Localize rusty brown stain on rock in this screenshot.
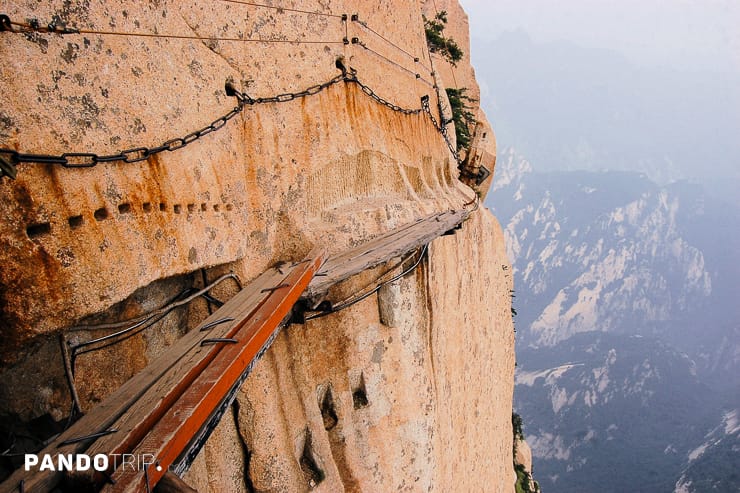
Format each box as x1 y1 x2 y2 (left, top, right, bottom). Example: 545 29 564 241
0 1 512 490
6 191 33 232
188 246 198 264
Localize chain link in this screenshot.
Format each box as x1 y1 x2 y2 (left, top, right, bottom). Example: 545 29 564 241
0 82 248 175
345 72 422 116
421 95 460 163
244 72 346 105
1 67 463 178
1 11 466 177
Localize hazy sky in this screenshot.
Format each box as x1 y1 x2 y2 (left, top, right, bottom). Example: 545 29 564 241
459 0 740 74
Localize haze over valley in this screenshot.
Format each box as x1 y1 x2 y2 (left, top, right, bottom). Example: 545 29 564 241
463 0 740 490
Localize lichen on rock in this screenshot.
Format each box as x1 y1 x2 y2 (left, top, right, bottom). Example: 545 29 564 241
0 1 513 490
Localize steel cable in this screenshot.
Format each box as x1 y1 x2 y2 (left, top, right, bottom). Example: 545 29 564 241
352 37 434 87
304 244 428 321
2 17 344 44
219 0 345 18
351 15 432 74
66 273 241 332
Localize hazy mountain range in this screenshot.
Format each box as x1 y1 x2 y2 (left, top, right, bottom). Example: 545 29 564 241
487 150 739 492
473 27 738 491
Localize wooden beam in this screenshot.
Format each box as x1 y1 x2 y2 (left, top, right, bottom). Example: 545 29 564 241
153 472 197 493
66 267 289 488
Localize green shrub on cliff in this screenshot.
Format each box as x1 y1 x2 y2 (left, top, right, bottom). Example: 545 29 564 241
512 412 525 442
424 11 464 66
445 87 477 152
513 413 540 493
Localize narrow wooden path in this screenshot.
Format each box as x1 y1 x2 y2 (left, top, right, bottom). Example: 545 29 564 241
0 202 475 492
0 250 324 493
305 207 470 301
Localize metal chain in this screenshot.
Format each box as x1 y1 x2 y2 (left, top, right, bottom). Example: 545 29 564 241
1 11 464 176
0 82 246 174
344 69 422 115
421 95 460 163
0 76 353 175
1 70 460 178
243 72 346 105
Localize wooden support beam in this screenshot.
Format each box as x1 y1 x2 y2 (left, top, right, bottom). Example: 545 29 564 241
65 267 290 488
153 472 197 493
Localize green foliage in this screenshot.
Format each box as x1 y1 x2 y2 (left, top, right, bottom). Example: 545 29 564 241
513 413 539 493
515 463 539 493
515 468 526 493
423 11 464 66
445 87 477 152
423 11 475 154
512 412 524 442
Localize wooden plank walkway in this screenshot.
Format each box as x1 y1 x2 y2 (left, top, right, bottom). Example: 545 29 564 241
304 208 470 301
0 201 475 492
103 249 324 492
0 251 324 493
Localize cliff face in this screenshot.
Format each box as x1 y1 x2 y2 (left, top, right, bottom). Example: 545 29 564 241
0 1 513 490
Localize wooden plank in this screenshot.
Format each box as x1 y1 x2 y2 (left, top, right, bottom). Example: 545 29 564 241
320 214 437 267
313 210 458 276
305 209 468 300
0 267 286 493
103 248 325 493
65 266 289 487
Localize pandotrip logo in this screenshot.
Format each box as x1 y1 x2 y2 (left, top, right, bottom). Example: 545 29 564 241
24 453 159 472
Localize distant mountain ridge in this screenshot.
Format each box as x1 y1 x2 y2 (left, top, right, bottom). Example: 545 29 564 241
675 405 740 492
516 332 720 493
487 149 740 492
491 149 739 382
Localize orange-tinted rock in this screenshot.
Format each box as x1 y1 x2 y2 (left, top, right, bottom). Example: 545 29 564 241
0 1 515 490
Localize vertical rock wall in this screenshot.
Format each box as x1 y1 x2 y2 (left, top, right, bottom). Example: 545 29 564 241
184 210 514 492
0 1 515 490
426 211 515 492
